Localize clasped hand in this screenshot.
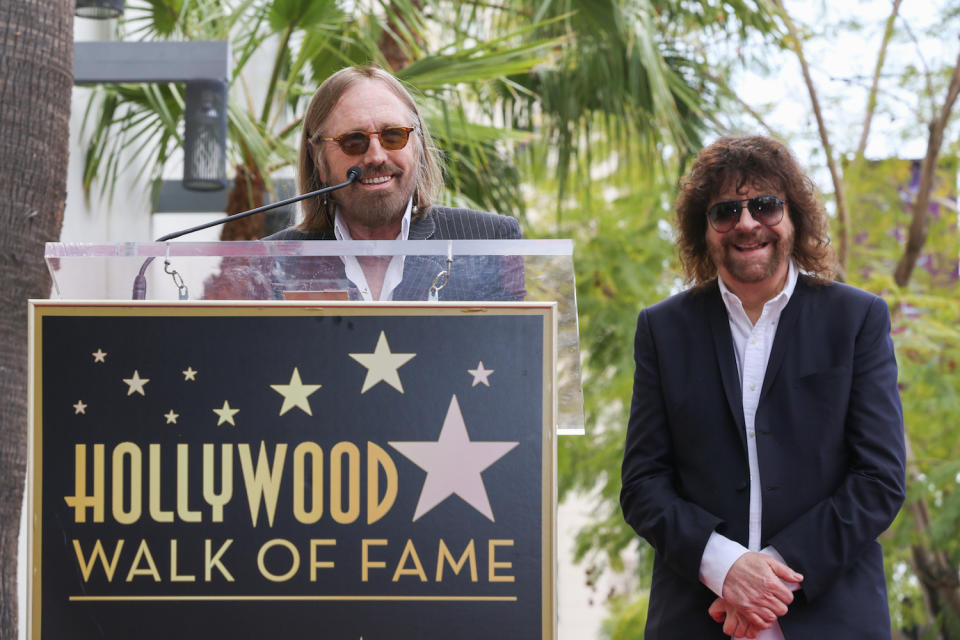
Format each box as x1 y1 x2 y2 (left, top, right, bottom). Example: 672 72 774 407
707 552 803 638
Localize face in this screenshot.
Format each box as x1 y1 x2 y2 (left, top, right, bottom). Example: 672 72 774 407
312 79 420 229
705 182 794 289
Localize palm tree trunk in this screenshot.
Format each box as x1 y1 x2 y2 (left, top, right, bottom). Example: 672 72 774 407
220 163 267 240
0 2 73 638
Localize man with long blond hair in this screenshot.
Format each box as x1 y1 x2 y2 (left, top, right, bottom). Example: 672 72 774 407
620 136 905 639
265 64 522 301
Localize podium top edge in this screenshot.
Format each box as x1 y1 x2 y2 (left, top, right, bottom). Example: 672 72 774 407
45 239 574 258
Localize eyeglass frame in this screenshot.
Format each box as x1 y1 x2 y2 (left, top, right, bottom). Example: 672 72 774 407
705 195 786 233
316 126 416 156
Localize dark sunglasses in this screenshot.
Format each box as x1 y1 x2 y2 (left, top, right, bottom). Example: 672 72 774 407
318 126 415 156
706 195 785 233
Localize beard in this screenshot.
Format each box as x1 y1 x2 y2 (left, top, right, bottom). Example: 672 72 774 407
709 225 794 284
329 162 416 230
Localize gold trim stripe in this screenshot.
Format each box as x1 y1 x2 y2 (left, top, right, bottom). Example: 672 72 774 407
70 595 518 602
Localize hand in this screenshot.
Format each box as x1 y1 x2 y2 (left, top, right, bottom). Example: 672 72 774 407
708 597 764 638
721 552 803 629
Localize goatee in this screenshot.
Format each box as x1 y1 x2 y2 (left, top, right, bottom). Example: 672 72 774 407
713 227 793 284
331 163 414 229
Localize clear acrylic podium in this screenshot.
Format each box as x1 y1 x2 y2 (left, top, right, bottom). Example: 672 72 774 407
44 239 584 434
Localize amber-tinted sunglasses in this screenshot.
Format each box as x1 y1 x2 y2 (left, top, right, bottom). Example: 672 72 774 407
706 195 785 233
318 126 415 156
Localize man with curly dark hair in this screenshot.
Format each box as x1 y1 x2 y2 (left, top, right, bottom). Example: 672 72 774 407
620 135 905 639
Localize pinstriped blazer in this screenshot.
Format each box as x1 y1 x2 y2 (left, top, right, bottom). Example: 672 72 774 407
261 206 525 301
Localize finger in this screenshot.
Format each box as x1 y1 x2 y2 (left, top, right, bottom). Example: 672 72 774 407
765 580 794 606
708 606 725 623
764 594 789 616
743 611 773 629
754 605 778 624
744 624 760 639
708 600 726 623
770 560 803 584
723 613 741 637
733 619 749 638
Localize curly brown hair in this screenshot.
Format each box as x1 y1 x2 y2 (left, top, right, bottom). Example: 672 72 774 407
675 135 836 284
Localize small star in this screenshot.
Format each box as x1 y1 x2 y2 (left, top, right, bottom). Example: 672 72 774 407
73 400 87 415
164 410 179 424
213 401 238 427
92 349 107 363
467 361 494 387
123 370 149 396
270 367 322 416
182 366 197 381
349 331 416 393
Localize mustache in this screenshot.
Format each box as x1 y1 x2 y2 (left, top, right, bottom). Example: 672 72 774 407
722 229 776 247
356 162 403 178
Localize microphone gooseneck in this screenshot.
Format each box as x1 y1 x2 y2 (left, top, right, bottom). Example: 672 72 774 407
131 167 362 299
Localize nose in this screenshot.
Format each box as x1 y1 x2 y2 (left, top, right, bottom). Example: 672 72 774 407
734 203 761 231
361 134 389 165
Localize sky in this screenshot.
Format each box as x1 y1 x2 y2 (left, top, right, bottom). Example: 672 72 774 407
733 0 956 171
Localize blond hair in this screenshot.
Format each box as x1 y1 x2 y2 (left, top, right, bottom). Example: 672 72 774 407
296 65 443 232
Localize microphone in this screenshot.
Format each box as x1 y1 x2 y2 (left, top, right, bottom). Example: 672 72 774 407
132 167 361 299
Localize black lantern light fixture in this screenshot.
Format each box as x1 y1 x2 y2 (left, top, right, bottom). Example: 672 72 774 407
75 41 231 194
182 79 228 191
75 0 124 19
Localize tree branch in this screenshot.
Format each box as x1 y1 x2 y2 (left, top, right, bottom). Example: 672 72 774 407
893 49 960 287
776 1 851 277
857 0 902 157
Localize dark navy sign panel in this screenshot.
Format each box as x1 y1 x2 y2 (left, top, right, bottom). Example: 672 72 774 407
31 304 551 640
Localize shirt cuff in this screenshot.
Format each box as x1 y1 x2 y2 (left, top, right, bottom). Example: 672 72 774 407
760 545 801 592
699 532 748 597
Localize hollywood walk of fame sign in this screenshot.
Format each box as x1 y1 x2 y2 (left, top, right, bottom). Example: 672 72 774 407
28 301 556 640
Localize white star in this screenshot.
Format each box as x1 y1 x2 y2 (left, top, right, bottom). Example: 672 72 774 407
73 400 87 415
213 401 239 426
270 367 322 416
122 370 149 396
349 331 416 393
182 366 197 381
164 410 179 424
467 361 494 387
92 349 107 363
389 395 518 521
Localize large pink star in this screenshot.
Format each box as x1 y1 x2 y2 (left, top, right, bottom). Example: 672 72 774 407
389 395 518 522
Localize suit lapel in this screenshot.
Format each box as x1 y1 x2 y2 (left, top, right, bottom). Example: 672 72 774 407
408 212 436 240
706 282 748 450
760 275 807 400
392 211 438 300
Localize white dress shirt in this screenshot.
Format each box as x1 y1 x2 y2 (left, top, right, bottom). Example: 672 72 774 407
699 259 799 640
333 199 412 301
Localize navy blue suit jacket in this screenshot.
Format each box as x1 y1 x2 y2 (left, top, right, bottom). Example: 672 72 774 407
620 276 906 639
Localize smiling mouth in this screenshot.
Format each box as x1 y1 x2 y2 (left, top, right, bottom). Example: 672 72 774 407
360 175 392 185
732 241 770 252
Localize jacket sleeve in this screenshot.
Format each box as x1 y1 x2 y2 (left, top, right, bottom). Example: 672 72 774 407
766 296 906 600
620 308 725 582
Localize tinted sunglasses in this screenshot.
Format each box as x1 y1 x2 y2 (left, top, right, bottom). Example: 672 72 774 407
706 195 785 233
318 126 415 156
